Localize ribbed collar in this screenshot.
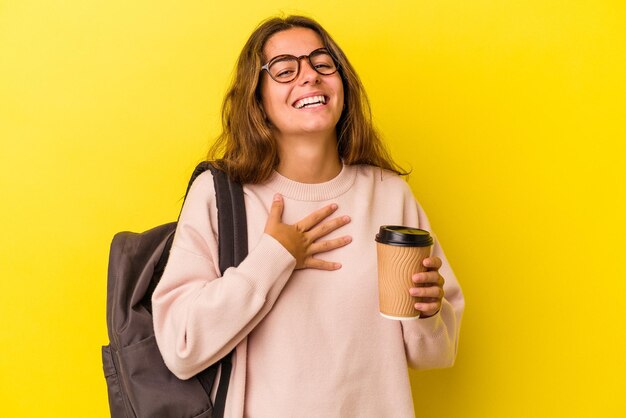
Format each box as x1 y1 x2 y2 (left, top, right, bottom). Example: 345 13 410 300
264 164 357 201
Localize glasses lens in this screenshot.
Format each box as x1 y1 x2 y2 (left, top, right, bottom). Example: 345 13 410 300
268 57 299 82
309 51 337 75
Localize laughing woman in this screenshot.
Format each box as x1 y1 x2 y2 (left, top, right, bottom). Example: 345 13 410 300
152 15 464 418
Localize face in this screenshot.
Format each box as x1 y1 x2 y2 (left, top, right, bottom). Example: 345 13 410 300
260 27 344 141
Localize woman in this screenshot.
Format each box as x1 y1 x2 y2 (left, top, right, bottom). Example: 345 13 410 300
153 15 464 418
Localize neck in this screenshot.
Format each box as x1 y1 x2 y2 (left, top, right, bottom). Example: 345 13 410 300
275 133 342 184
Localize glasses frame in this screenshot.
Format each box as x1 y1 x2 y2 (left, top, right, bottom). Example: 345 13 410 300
261 47 339 84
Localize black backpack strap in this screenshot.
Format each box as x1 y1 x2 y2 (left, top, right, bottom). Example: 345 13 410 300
184 161 213 201
213 352 232 418
190 161 247 418
208 164 248 273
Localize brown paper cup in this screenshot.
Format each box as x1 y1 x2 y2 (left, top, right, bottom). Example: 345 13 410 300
375 226 433 320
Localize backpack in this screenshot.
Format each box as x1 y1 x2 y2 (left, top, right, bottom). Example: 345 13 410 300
102 161 248 418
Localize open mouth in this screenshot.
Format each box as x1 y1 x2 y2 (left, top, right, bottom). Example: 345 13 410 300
293 95 328 109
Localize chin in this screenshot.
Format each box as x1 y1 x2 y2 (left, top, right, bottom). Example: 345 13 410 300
301 117 341 133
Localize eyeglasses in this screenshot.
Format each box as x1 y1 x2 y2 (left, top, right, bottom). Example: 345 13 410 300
261 48 339 83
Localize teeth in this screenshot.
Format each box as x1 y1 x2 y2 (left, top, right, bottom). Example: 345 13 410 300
294 95 326 109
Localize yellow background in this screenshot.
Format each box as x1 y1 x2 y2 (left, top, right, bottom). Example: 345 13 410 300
1 0 625 416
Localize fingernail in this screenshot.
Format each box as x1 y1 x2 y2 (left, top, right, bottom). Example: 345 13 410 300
334 263 342 269
331 204 338 210
343 215 351 222
345 236 352 243
273 193 281 201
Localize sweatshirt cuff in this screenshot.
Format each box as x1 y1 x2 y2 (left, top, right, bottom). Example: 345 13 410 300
232 233 296 297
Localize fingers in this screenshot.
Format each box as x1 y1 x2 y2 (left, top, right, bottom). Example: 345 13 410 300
298 236 351 271
409 284 444 299
265 197 352 271
410 270 445 317
309 236 352 254
412 271 444 287
307 215 351 241
303 257 342 271
423 256 442 270
295 203 339 232
414 301 442 317
266 194 284 228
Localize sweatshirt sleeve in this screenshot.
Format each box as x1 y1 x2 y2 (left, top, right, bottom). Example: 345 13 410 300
400 192 465 370
152 171 297 380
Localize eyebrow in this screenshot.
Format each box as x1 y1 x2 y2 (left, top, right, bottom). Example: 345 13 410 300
265 47 329 63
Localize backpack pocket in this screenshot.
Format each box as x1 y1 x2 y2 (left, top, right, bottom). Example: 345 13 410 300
108 336 214 418
102 344 132 418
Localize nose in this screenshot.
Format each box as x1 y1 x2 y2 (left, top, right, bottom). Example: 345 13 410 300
297 58 321 85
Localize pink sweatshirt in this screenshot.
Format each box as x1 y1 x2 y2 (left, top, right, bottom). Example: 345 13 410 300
152 164 464 418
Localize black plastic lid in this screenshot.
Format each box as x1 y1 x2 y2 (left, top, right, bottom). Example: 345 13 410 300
375 225 433 247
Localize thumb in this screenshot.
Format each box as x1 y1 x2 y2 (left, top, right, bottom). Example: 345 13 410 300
266 193 284 227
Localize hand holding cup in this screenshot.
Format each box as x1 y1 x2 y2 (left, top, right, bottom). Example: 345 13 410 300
409 256 445 318
375 226 436 320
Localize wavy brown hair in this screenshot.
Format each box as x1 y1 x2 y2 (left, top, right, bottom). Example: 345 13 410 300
208 15 406 184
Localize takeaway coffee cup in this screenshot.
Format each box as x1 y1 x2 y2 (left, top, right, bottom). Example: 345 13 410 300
375 226 434 320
